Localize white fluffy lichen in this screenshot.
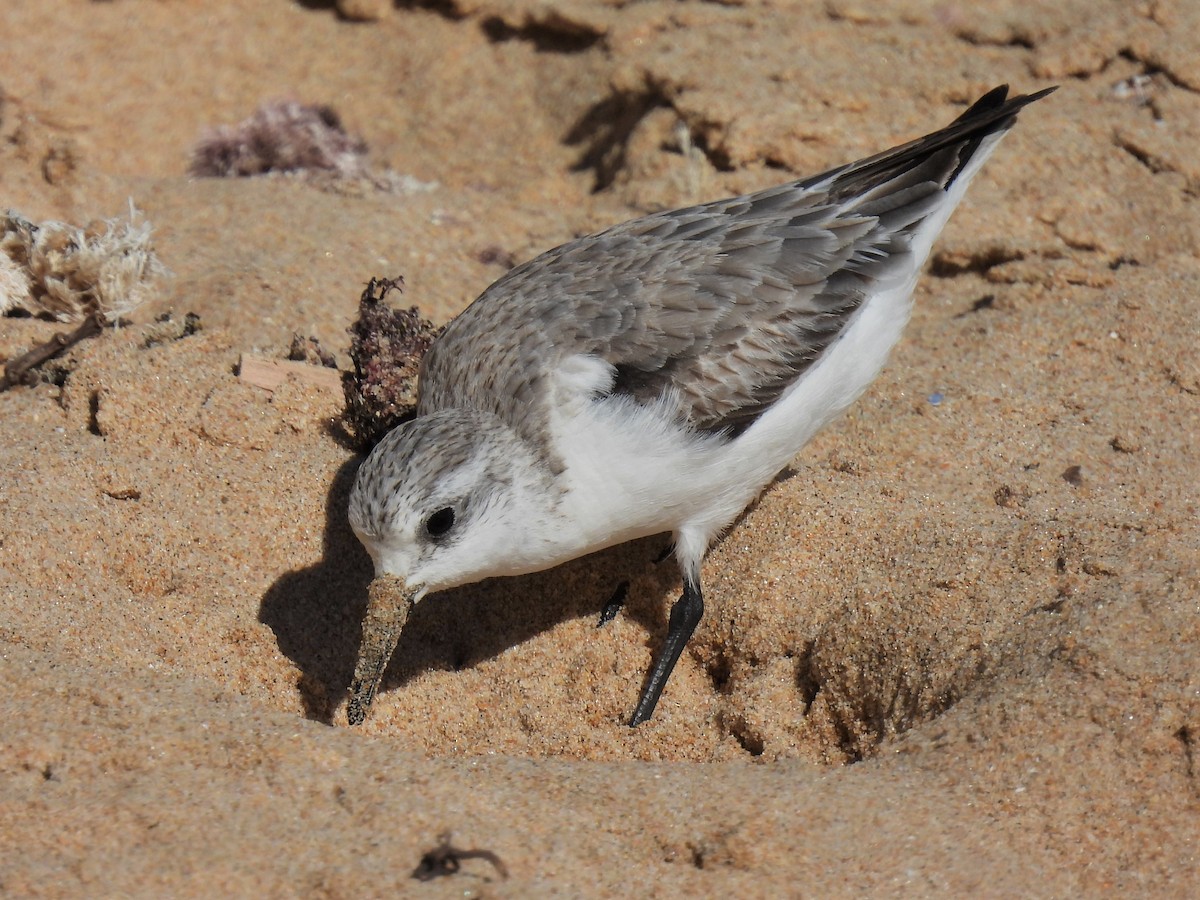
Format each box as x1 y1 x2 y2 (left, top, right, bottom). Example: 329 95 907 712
0 208 166 323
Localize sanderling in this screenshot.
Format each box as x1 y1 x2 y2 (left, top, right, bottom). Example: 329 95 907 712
346 84 1054 728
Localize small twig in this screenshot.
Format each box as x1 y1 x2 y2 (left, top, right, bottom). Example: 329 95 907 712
1 312 105 391
411 831 509 882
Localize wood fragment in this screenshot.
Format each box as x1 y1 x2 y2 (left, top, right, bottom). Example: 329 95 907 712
238 354 342 393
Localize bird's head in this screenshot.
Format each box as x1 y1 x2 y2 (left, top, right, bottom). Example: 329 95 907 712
345 408 558 724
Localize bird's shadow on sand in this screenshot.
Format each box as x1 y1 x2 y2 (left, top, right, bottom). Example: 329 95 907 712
258 456 680 724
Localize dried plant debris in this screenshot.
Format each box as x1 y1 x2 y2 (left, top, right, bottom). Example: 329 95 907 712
0 253 27 306
189 100 371 179
475 244 518 269
343 276 441 451
141 311 202 349
189 100 439 195
1 208 167 390
4 312 199 392
411 832 508 882
1 209 165 322
287 333 337 369
2 313 104 390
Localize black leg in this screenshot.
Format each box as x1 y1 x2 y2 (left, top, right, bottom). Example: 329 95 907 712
597 580 628 628
629 578 704 726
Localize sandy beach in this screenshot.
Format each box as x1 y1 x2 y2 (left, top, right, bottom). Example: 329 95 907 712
2 0 1198 894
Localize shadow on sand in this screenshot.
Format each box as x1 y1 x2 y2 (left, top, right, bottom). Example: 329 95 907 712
258 455 678 724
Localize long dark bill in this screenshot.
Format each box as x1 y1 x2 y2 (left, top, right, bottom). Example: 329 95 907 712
346 574 415 726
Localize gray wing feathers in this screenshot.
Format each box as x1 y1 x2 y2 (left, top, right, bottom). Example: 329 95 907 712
419 86 1053 441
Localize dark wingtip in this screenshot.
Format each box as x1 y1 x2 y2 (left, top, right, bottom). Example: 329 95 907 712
956 84 1059 125
956 84 1011 120
805 84 1058 197
939 84 1057 186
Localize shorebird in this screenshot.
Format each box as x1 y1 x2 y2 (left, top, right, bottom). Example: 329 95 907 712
346 84 1054 727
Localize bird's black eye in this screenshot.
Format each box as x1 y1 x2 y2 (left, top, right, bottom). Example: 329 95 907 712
424 507 456 538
